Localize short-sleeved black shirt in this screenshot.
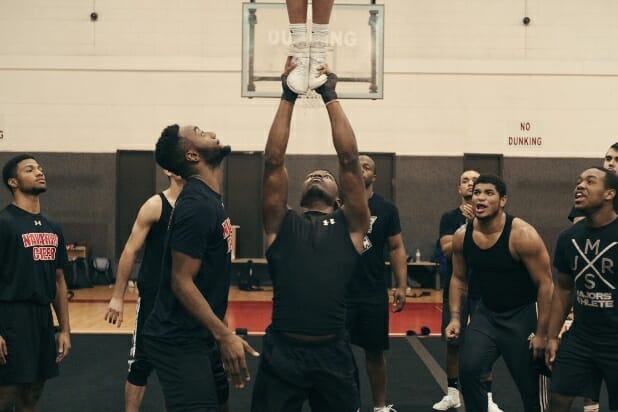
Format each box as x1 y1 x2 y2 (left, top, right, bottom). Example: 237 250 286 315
439 207 480 299
553 218 618 340
348 193 401 303
143 178 232 340
0 204 67 305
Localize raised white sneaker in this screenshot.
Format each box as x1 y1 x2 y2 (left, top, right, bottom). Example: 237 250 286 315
432 388 461 410
488 392 503 412
286 42 309 94
308 41 328 90
374 405 397 412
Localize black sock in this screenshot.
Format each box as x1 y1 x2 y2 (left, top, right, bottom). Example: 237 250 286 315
487 380 492 392
447 378 459 389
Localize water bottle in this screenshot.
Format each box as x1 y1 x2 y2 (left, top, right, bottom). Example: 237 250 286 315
415 248 421 262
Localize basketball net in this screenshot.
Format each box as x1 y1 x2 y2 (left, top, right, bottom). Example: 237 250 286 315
297 89 323 109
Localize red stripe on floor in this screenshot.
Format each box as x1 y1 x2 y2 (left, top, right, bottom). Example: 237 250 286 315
226 301 443 336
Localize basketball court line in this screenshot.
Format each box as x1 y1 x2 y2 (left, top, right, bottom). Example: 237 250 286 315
406 335 467 412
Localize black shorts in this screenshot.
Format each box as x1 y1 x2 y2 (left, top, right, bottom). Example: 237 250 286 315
346 295 389 353
127 294 155 386
251 328 360 412
143 335 229 412
550 330 618 409
441 292 479 346
0 301 59 384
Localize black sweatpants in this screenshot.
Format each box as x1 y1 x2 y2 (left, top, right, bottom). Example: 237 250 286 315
251 328 360 412
460 302 542 412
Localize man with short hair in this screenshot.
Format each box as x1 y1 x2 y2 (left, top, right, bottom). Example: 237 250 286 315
0 154 71 412
446 174 553 412
251 59 370 412
346 154 407 412
546 167 618 412
568 142 618 223
564 142 617 412
434 169 501 412
104 170 183 412
142 126 258 411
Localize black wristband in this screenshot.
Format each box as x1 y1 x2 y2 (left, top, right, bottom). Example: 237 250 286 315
281 74 298 103
315 73 338 104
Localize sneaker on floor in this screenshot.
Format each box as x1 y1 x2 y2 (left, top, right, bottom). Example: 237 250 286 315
286 42 309 94
433 388 461 410
488 392 503 412
308 41 328 90
488 399 503 412
374 405 397 412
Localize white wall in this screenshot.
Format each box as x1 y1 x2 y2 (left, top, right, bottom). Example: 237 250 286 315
1 0 617 156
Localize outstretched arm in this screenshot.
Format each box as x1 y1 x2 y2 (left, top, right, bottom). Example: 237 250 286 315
171 251 259 388
445 226 468 340
512 219 554 358
53 268 71 362
545 272 574 368
105 195 161 327
316 72 369 251
388 233 408 312
263 59 298 250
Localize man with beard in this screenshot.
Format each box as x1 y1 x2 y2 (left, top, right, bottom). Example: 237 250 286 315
563 142 617 412
546 167 618 412
104 169 183 412
250 60 369 412
0 154 71 411
434 169 501 412
345 154 407 412
569 142 618 223
445 174 553 412
142 125 258 412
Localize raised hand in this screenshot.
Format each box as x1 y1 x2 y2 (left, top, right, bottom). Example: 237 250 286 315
315 69 338 104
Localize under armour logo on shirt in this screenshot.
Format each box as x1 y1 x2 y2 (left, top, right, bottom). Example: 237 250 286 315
34 220 42 226
322 218 336 226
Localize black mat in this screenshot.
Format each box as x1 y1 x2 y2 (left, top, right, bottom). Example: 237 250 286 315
36 334 612 411
420 336 611 412
38 334 443 412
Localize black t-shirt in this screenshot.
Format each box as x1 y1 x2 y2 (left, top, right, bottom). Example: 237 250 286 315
0 204 67 305
553 218 618 340
267 208 360 335
463 214 536 312
137 193 173 297
567 206 584 223
143 178 232 339
569 204 618 222
439 207 480 299
348 193 401 303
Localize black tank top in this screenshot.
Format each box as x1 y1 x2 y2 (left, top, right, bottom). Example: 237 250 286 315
266 209 360 336
463 214 536 312
137 193 173 295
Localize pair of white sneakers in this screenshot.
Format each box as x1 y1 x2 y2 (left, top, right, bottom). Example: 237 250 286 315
432 388 503 411
287 41 328 94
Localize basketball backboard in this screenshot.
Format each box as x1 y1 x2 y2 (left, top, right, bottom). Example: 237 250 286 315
241 3 384 99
